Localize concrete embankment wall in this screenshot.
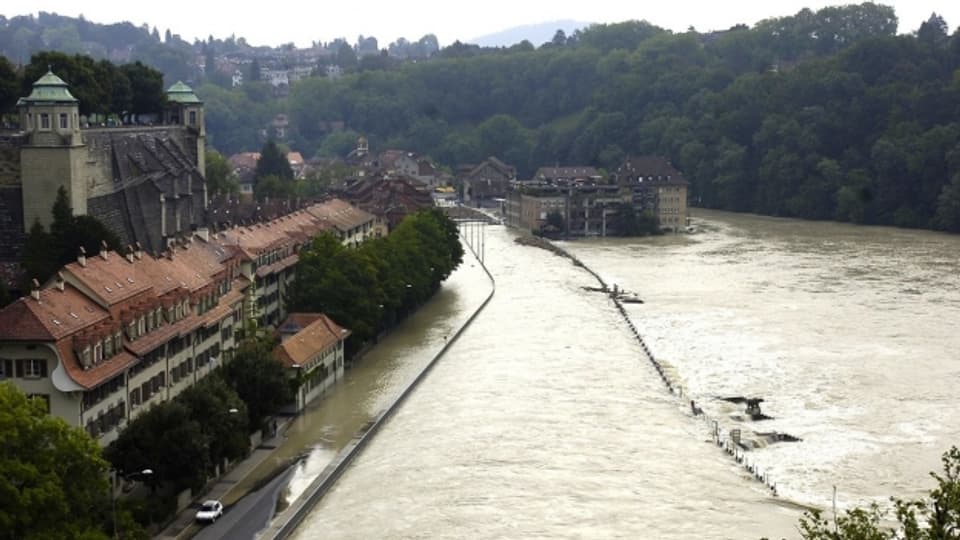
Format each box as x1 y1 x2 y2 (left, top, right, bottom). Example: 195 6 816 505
262 233 496 540
516 234 780 497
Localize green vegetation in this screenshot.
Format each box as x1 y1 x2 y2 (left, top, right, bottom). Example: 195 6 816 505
21 51 166 119
21 187 121 290
204 149 238 197
0 383 144 540
221 337 293 431
795 447 960 539
106 371 251 494
288 208 464 351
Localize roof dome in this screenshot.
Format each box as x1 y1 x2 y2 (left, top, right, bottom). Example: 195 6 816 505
17 70 78 106
166 81 202 104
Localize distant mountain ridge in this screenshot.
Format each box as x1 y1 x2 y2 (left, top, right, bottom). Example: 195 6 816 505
468 20 592 48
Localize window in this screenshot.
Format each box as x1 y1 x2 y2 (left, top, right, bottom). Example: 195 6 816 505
130 387 141 408
40 113 50 129
94 341 103 363
114 332 122 352
59 113 69 129
138 316 146 336
0 358 11 378
188 110 197 126
127 322 136 340
22 359 46 378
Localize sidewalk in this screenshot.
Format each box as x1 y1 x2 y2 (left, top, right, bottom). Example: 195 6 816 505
154 416 294 540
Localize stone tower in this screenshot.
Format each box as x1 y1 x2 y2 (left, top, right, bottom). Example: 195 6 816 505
164 81 206 175
16 70 86 230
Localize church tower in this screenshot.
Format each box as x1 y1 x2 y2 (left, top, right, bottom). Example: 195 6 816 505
17 70 87 230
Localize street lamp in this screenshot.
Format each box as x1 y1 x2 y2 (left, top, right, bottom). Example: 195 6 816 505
112 468 152 539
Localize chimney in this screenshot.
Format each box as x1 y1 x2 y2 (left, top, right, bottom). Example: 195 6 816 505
30 279 40 301
125 245 135 263
100 240 109 260
134 242 143 260
78 246 87 267
55 272 65 292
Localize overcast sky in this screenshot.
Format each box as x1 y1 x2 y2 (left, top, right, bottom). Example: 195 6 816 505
7 1 960 48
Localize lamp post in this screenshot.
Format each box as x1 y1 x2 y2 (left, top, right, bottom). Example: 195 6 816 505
112 468 152 540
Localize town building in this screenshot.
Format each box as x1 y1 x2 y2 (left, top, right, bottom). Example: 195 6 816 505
505 156 689 236
0 198 367 446
458 157 516 207
275 313 350 413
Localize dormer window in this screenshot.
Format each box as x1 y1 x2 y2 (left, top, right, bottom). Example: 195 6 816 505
127 322 136 340
104 337 113 358
138 316 146 336
93 341 103 363
114 332 122 351
81 347 92 369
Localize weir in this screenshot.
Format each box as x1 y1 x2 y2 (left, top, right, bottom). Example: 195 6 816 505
517 234 782 497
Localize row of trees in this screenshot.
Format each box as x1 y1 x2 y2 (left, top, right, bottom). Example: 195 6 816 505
288 208 464 352
0 51 166 119
106 337 290 495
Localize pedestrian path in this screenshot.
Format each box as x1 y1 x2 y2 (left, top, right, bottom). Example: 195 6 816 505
154 417 293 540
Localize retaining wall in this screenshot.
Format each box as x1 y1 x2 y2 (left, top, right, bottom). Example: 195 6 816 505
261 230 496 540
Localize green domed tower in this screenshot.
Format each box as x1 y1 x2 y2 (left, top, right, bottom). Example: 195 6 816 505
164 81 205 172
17 70 87 229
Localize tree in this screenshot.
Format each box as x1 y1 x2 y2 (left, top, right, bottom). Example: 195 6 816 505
254 140 293 181
0 55 20 114
222 338 293 430
0 383 111 540
335 42 357 71
119 61 165 117
20 220 58 288
248 58 261 82
105 400 209 493
176 375 249 472
797 446 960 539
204 149 238 197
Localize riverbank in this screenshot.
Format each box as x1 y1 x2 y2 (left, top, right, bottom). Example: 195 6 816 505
260 229 496 540
154 234 494 540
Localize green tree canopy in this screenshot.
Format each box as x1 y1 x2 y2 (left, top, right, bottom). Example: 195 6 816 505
204 148 238 197
221 338 293 430
105 400 209 493
254 140 294 181
0 383 111 540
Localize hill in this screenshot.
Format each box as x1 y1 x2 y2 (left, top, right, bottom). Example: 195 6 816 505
467 20 591 48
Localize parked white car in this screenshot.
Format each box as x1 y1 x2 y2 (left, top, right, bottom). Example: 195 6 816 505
195 500 223 523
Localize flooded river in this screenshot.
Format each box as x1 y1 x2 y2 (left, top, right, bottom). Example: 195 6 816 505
262 210 960 539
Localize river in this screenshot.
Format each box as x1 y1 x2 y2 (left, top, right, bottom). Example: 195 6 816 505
273 209 960 539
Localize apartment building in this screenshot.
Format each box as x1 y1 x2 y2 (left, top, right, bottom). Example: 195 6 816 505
0 198 366 445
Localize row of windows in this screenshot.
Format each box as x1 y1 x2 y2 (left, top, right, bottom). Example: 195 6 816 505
86 400 125 438
26 112 74 130
83 374 124 410
0 358 47 379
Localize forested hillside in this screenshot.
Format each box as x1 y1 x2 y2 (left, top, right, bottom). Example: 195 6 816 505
200 4 960 230
3 4 960 231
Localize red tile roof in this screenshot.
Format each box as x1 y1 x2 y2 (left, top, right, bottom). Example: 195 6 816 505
274 313 350 368
0 283 109 341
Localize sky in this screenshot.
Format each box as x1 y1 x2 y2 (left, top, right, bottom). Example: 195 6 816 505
7 1 960 48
